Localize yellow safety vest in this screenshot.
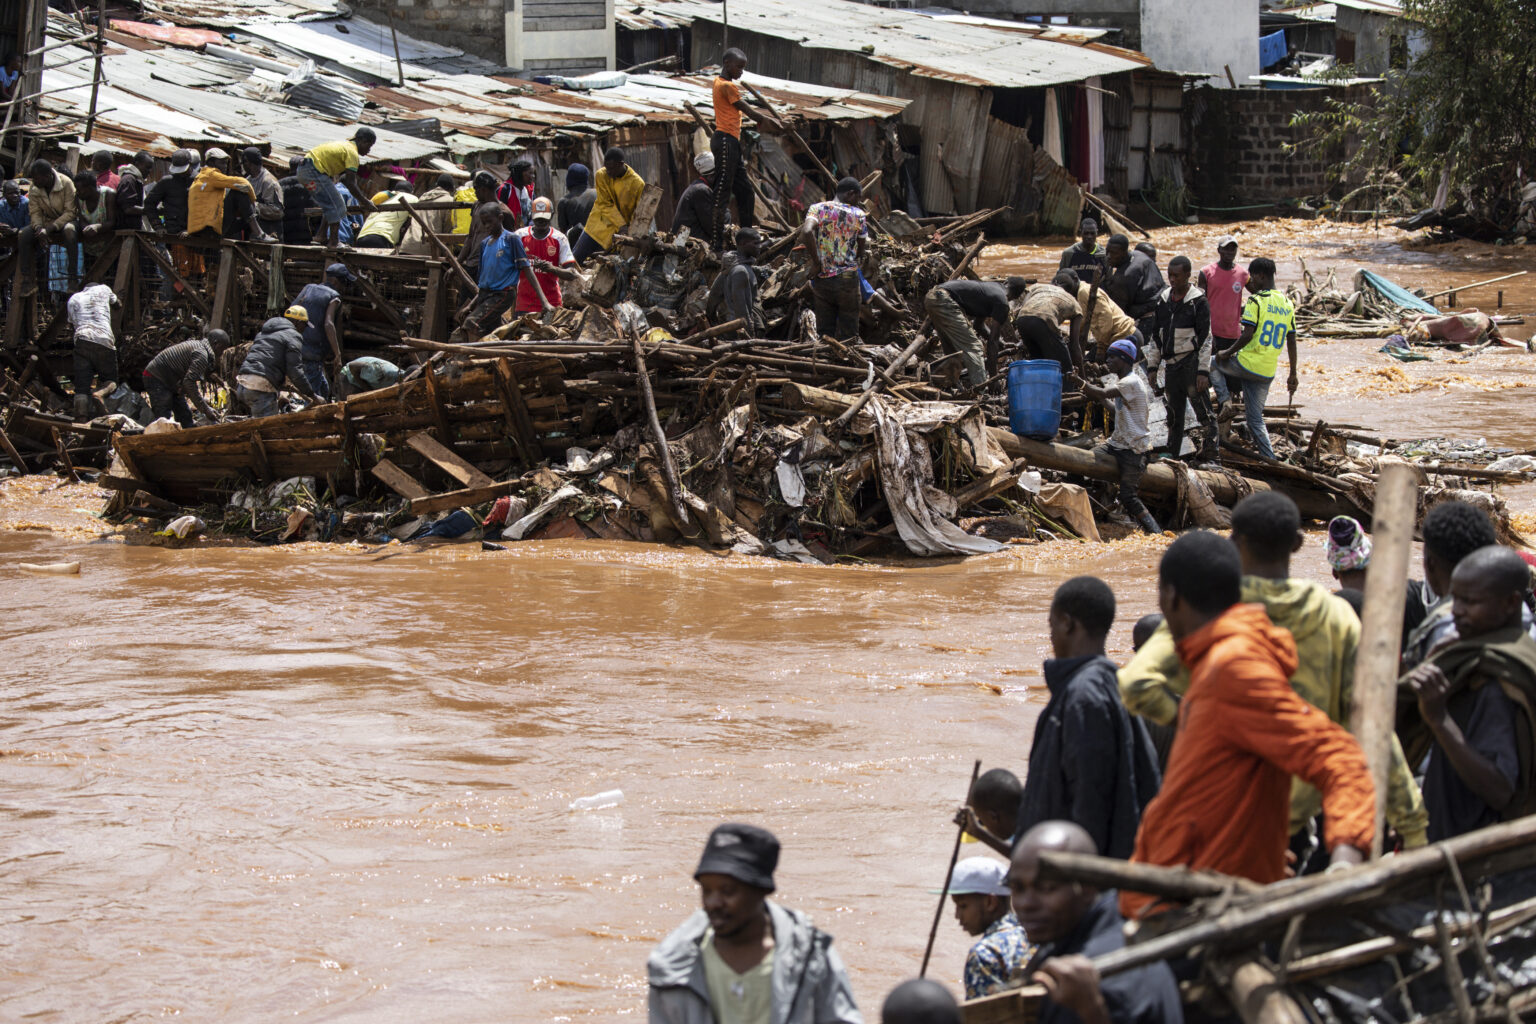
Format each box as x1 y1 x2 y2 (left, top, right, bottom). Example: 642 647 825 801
1236 289 1295 379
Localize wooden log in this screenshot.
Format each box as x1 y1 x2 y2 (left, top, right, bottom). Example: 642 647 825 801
951 458 1030 507
1348 462 1417 858
784 383 1355 521
408 478 520 516
209 245 237 338
493 357 540 468
0 424 28 470
136 237 212 317
371 458 430 500
407 431 494 488
1210 955 1309 1024
1036 850 1259 902
629 323 689 528
400 202 476 292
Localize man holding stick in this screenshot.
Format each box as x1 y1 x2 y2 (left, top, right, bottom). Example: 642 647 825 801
711 49 782 251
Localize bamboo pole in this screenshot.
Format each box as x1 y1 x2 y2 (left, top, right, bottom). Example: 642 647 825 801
1421 270 1526 303
83 0 105 143
1347 461 1418 858
921 760 980 978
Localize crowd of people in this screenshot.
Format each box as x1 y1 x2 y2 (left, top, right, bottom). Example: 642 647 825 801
648 492 1536 1024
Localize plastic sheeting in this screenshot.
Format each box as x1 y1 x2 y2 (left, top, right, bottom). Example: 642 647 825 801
867 396 1005 558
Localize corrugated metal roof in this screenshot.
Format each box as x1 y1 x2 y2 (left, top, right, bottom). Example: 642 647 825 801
626 0 1150 88
232 17 502 83
138 0 346 29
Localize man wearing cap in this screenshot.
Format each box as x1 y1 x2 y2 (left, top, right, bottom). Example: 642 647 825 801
1198 237 1248 405
292 263 355 398
144 149 202 291
1059 218 1106 278
459 203 532 339
144 329 229 427
672 152 719 239
711 48 782 251
1077 339 1159 534
188 148 271 242
240 147 285 239
648 823 862 1024
514 197 577 313
799 178 869 341
236 306 320 417
300 128 378 247
941 857 1031 1000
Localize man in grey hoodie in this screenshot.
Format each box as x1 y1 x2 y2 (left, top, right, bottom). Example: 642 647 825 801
648 823 863 1024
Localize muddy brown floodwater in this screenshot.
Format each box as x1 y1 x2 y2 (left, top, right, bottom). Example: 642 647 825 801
2 220 1534 1022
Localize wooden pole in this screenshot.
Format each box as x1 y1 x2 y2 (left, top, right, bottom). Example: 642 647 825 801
921 759 980 978
83 0 105 143
629 323 690 527
1347 461 1418 858
384 9 406 88
1420 269 1527 303
742 81 840 192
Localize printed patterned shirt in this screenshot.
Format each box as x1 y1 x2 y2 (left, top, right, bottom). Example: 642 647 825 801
807 200 866 277
964 911 1034 1000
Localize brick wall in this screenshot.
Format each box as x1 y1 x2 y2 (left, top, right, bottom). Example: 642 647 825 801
356 0 505 64
1190 84 1374 207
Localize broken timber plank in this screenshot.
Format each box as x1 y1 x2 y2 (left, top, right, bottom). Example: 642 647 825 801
371 458 430 500
137 235 212 316
406 431 494 488
626 184 664 236
209 246 237 338
422 361 454 443
493 357 539 467
350 268 410 334
407 479 520 516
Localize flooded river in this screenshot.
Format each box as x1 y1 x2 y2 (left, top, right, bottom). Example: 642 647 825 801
2 220 1534 1021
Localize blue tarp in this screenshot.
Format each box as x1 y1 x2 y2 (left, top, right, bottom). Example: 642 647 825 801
1359 270 1439 314
1260 29 1289 69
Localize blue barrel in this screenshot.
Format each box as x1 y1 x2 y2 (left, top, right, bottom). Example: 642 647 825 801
1007 360 1062 439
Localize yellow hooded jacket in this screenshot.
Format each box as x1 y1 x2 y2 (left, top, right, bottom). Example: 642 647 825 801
1119 576 1429 847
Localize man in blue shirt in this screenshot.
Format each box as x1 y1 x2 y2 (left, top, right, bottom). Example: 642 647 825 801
459 203 531 339
334 181 364 247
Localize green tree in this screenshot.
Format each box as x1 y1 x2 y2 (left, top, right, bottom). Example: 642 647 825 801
1292 0 1536 229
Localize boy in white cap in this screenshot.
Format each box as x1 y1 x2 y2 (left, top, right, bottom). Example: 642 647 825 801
1076 339 1158 534
942 857 1031 999
671 151 718 239
648 823 861 1024
514 196 577 313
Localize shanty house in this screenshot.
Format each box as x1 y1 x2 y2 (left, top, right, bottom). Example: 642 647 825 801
619 0 1192 232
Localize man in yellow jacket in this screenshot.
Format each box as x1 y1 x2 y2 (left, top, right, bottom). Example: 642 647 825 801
1120 491 1429 859
187 148 271 242
572 146 646 264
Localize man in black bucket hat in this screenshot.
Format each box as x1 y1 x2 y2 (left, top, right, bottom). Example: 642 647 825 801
647 824 863 1024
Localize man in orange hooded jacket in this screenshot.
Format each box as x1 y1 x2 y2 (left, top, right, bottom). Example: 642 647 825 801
1122 530 1376 919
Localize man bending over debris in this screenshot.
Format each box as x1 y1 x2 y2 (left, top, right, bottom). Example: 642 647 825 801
1007 821 1182 1024
1122 531 1374 918
673 151 718 239
144 329 228 427
647 823 861 1024
1127 492 1429 864
924 278 1018 390
293 262 355 400
801 177 869 342
1077 340 1159 535
1401 545 1536 840
236 305 320 417
1060 269 1139 362
299 128 378 248
706 226 766 334
67 282 120 421
459 203 531 340
574 147 646 264
1008 276 1083 374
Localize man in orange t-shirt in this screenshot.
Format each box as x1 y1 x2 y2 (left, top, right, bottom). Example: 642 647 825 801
1121 530 1375 921
711 48 782 251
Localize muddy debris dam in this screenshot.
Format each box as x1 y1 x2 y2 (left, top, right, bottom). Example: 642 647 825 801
2 220 1530 557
